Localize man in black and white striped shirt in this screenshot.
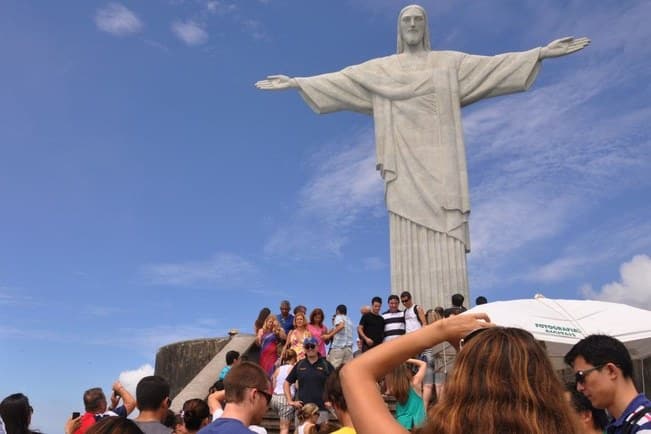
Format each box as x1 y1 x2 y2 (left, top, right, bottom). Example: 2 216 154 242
382 294 405 342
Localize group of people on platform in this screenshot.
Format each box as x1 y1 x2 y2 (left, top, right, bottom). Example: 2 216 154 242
2 293 649 434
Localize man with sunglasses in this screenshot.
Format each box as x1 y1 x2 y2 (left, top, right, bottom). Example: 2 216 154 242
284 337 335 424
201 362 271 434
565 334 651 434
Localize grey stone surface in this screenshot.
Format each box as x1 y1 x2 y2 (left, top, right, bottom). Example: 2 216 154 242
155 337 230 400
255 4 589 310
169 333 257 412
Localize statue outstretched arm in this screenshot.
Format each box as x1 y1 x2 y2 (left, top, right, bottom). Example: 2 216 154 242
539 36 590 59
255 74 299 90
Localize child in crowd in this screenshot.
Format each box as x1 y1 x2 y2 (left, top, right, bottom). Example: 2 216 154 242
271 350 298 434
218 350 240 380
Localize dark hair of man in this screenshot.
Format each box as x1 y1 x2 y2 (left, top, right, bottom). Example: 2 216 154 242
224 361 268 404
324 365 347 411
564 334 633 378
336 304 347 315
0 393 38 434
83 387 106 412
451 293 464 307
399 291 411 300
387 294 399 303
182 399 210 431
566 384 609 430
226 350 240 366
475 296 487 305
136 376 170 411
280 300 290 308
86 416 143 434
371 296 382 305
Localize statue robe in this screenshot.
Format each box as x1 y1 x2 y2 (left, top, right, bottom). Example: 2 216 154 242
295 48 541 308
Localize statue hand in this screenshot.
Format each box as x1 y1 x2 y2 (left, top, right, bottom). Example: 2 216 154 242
255 74 297 90
540 36 590 59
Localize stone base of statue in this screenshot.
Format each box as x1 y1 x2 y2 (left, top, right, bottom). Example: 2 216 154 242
390 212 469 310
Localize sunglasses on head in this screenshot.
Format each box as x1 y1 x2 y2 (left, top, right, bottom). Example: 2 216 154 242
459 327 488 349
304 343 316 349
575 365 605 384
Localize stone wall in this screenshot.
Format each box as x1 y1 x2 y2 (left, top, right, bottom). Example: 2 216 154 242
155 337 230 399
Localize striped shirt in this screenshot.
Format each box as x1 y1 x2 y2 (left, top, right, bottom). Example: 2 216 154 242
382 310 405 342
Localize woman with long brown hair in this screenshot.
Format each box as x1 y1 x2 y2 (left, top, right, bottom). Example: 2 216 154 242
341 314 581 434
385 358 427 430
307 308 328 357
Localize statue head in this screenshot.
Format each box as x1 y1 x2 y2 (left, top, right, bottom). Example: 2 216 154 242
396 4 431 54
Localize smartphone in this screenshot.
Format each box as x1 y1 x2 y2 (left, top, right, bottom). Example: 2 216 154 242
72 412 80 419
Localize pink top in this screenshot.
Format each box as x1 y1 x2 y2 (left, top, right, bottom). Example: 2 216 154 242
307 323 327 357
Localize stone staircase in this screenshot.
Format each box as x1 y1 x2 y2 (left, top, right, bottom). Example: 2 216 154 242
258 397 397 434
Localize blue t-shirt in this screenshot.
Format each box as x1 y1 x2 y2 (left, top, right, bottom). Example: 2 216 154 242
199 417 255 434
607 394 651 434
278 313 294 334
218 365 231 380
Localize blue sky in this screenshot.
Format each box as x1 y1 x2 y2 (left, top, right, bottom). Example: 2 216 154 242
1 0 650 431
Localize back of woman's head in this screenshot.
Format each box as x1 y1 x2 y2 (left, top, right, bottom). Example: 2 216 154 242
297 403 319 423
182 399 210 432
0 393 33 434
419 327 581 434
86 417 143 434
385 364 412 404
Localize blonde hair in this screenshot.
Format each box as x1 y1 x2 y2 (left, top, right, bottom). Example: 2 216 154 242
297 403 319 423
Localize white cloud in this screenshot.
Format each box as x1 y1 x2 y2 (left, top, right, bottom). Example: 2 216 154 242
171 20 208 46
118 364 154 398
581 255 651 309
264 130 384 259
526 218 651 284
202 0 236 15
242 19 266 40
95 3 143 36
140 252 257 287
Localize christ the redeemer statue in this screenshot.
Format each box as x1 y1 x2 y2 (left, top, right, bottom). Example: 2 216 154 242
256 4 589 310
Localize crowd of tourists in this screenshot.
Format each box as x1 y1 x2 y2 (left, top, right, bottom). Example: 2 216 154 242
2 294 650 434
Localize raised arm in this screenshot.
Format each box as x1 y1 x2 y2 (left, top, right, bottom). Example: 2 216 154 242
340 313 492 434
406 358 427 394
112 381 136 415
255 75 299 91
540 36 590 59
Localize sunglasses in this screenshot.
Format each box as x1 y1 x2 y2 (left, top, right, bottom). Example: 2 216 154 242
256 389 272 405
304 343 316 350
575 365 605 384
459 327 488 349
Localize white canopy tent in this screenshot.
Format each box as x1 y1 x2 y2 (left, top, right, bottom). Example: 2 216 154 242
466 295 651 373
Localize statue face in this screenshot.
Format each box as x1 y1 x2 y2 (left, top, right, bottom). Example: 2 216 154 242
399 6 426 47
